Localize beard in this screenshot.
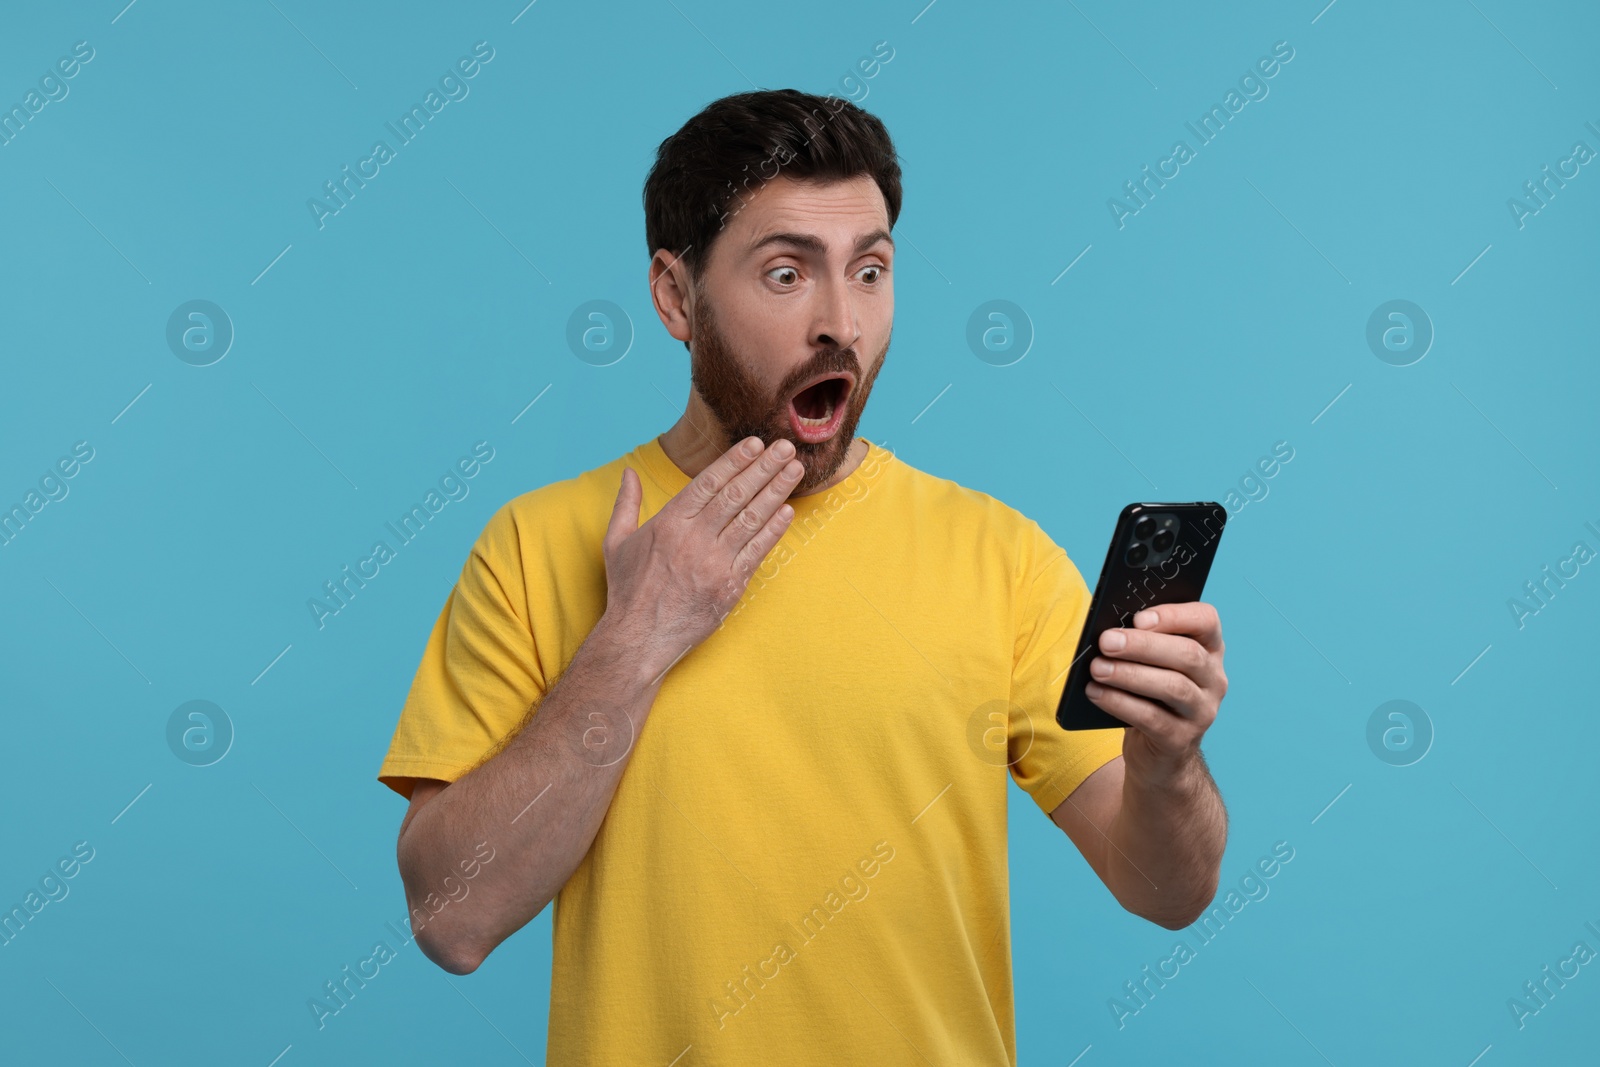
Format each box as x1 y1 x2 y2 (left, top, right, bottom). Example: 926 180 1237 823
688 287 889 496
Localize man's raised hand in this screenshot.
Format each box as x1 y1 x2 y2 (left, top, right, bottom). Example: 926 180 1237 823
601 435 803 679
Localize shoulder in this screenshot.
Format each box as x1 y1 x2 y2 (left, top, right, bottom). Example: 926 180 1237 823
877 447 1061 582
472 449 633 568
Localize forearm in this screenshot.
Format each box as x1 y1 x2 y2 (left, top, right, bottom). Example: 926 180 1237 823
1105 751 1228 929
398 614 664 972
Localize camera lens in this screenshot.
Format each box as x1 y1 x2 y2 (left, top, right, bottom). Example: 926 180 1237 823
1133 517 1155 541
1125 542 1148 566
1152 530 1174 552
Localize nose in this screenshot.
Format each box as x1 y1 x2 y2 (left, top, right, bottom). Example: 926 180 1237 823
810 275 860 353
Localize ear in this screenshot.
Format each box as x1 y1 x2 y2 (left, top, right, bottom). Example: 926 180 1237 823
648 249 694 346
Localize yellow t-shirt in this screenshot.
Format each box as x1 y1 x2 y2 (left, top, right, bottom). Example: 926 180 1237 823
378 434 1125 1065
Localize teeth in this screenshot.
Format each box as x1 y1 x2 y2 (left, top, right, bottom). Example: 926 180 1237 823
797 399 835 426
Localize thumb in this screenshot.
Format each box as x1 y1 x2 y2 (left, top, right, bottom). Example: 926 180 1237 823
605 466 642 550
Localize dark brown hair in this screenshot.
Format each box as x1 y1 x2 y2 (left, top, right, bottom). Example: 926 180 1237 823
643 88 902 281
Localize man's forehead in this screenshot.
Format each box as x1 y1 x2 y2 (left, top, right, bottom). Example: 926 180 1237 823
729 176 889 253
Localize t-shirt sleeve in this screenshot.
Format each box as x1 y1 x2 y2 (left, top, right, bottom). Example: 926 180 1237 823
1008 522 1125 817
377 503 547 800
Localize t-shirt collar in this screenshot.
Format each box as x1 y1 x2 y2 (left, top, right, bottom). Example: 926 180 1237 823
633 434 885 512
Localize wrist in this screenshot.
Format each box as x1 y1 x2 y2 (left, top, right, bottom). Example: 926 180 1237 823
1123 742 1207 796
587 612 677 692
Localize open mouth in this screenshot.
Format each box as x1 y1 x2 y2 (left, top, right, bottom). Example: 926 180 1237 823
787 373 853 443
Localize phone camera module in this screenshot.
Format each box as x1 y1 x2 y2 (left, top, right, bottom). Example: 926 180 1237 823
1125 542 1149 566
1151 529 1174 552
1133 517 1155 541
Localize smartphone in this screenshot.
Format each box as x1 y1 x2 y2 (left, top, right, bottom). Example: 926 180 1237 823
1055 502 1227 731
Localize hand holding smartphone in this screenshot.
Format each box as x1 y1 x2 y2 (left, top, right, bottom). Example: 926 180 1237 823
1055 503 1227 731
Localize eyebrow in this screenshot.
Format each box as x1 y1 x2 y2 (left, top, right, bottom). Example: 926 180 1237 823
746 227 894 258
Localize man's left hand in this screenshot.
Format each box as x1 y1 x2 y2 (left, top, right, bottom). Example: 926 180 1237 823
1085 601 1227 780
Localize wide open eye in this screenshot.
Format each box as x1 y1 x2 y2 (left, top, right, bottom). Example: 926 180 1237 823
857 264 884 284
768 266 799 285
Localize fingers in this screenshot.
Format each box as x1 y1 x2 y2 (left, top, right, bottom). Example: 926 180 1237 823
1083 681 1186 744
1129 601 1223 652
1087 601 1227 755
1087 658 1208 720
730 499 795 582
678 436 770 520
710 439 804 543
1092 608 1226 717
1097 627 1216 682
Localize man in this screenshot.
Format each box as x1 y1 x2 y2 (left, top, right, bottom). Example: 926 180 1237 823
378 88 1228 1064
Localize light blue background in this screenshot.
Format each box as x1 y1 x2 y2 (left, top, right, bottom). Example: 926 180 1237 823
2 1 1596 1063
